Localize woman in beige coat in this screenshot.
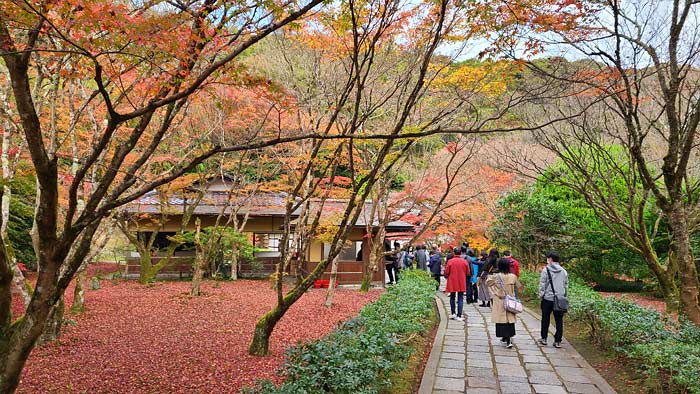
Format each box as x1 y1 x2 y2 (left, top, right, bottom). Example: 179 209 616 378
486 257 524 348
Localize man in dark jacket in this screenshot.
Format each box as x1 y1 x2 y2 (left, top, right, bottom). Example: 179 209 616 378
428 246 442 290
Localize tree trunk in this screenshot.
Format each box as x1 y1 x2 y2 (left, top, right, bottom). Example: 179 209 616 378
657 272 680 314
360 257 372 292
249 307 283 356
70 268 88 313
69 221 113 313
250 262 334 356
324 255 339 307
191 255 204 296
1 186 32 307
0 315 46 393
668 205 700 324
361 235 381 292
9 263 31 307
139 253 155 285
37 298 64 345
649 256 679 314
190 219 204 296
231 243 238 281
29 179 40 263
0 259 69 393
249 293 296 356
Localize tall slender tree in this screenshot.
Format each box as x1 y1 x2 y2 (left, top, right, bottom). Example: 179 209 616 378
0 1 325 391
500 0 700 321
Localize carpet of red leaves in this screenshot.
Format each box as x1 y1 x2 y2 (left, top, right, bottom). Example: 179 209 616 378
13 278 382 394
599 292 668 315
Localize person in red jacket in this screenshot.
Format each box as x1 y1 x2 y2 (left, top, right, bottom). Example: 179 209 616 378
444 247 471 321
504 250 520 278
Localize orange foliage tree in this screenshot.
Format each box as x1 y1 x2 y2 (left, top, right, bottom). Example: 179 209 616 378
0 1 325 391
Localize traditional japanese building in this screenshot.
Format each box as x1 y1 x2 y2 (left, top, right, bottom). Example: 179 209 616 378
120 176 414 284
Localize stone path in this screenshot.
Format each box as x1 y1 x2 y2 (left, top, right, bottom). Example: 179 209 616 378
419 291 616 394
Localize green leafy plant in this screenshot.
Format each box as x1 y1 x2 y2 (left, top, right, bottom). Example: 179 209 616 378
490 171 653 287
243 270 436 394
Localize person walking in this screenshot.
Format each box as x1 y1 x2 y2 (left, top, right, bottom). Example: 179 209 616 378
384 240 397 285
478 249 499 307
486 257 524 348
538 251 569 348
464 250 477 303
462 241 473 255
415 244 429 270
503 250 521 278
403 246 414 269
428 248 442 290
444 247 470 321
469 250 481 303
393 241 402 282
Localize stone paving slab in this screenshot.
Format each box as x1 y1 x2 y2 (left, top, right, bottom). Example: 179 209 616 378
500 381 533 393
533 384 568 394
469 359 495 368
528 371 563 385
468 376 498 388
442 352 466 361
419 280 617 394
439 358 464 369
467 351 493 360
526 363 555 371
563 381 603 394
434 377 464 391
436 368 465 378
467 389 499 394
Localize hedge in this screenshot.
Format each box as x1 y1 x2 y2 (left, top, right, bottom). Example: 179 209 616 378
242 270 437 394
520 271 700 393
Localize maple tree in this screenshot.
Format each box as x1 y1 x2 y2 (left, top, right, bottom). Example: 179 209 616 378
117 185 204 285
498 0 700 322
0 0 327 391
245 0 461 355
0 0 591 390
243 0 554 356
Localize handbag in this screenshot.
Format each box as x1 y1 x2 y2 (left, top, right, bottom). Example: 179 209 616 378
546 268 569 313
497 274 523 314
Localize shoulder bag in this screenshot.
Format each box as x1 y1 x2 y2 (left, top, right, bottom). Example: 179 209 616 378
546 268 569 313
498 274 523 314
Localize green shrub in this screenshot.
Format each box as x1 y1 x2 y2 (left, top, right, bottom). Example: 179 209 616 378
590 276 647 293
628 340 700 394
520 269 700 393
243 270 436 394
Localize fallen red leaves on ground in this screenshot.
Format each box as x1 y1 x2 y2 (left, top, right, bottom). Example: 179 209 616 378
14 279 382 394
599 292 668 316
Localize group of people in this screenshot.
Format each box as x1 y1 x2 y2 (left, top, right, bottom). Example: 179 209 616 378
386 240 569 349
382 240 431 284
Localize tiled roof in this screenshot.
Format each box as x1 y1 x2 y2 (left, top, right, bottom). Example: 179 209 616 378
123 191 301 217
123 191 415 232
295 199 415 231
